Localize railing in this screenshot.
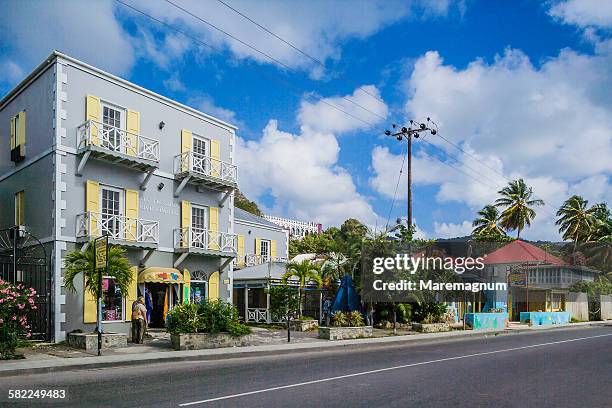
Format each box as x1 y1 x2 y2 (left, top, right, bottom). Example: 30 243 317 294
174 151 237 184
77 120 160 163
246 308 269 323
174 227 237 253
76 212 159 244
243 254 288 267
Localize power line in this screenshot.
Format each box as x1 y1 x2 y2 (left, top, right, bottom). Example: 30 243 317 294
114 0 380 129
386 144 407 229
163 0 388 123
215 0 387 106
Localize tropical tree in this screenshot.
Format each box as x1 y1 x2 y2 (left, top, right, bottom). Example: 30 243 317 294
590 203 612 242
63 242 133 330
495 179 545 238
472 205 506 237
281 260 322 317
556 195 595 248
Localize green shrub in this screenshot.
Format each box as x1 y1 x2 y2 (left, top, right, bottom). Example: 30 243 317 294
347 311 365 327
298 315 315 320
0 280 38 359
412 302 447 324
166 300 248 336
227 321 252 337
331 311 349 327
165 303 203 335
267 285 300 321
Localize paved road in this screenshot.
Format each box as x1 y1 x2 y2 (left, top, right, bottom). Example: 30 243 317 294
1 326 611 408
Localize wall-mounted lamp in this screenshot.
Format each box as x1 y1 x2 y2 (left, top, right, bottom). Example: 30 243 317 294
159 121 165 130
157 182 165 191
248 230 252 235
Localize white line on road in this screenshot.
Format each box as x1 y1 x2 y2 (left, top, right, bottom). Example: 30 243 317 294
179 332 612 406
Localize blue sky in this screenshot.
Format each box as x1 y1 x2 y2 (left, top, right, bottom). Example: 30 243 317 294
1 0 611 240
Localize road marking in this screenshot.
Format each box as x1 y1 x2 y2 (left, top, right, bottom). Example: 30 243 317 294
179 332 612 406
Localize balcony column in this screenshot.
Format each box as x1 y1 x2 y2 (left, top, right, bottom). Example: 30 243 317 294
244 287 249 322
266 289 271 323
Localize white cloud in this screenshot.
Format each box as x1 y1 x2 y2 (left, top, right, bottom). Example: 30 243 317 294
370 44 612 240
237 120 378 227
298 85 388 134
127 0 460 76
186 94 238 125
549 0 612 28
0 0 135 76
237 84 388 227
434 220 472 238
163 72 186 92
0 59 24 91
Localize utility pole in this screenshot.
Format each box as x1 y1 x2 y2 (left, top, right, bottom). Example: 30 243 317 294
385 119 437 229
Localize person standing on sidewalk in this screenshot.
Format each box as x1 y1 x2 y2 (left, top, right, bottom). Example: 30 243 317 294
131 296 147 344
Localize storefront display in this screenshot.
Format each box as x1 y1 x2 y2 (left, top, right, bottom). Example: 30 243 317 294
102 277 123 321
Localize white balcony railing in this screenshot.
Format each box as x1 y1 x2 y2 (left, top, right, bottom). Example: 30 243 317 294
77 120 160 163
76 212 159 244
174 227 237 253
174 151 237 185
246 308 269 323
241 254 288 267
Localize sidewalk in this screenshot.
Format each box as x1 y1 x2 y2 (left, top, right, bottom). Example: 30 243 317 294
1 321 609 378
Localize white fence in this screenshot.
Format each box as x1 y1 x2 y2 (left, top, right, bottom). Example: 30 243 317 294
76 212 159 244
174 151 237 184
77 120 160 162
174 227 237 253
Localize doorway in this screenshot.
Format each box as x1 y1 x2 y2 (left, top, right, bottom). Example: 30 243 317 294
147 283 171 328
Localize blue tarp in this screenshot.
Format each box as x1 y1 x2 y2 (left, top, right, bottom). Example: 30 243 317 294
332 275 361 313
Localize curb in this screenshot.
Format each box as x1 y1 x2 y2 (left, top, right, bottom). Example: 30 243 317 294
1 322 609 378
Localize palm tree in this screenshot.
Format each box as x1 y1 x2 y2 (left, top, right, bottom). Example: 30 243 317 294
63 242 134 329
495 179 545 238
556 195 594 248
472 205 506 237
281 260 322 317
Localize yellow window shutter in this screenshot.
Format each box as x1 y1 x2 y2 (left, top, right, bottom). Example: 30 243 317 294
255 237 261 256
208 207 219 250
125 189 139 241
181 129 192 172
181 200 191 247
10 116 16 149
210 139 220 177
126 109 140 157
237 235 245 266
271 240 277 259
17 111 26 147
83 275 97 323
125 266 139 321
86 180 100 236
86 95 101 146
183 268 191 304
208 271 219 301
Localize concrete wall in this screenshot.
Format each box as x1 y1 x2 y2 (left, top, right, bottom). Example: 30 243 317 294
0 64 56 175
600 294 612 321
0 154 54 238
566 292 589 321
235 220 288 260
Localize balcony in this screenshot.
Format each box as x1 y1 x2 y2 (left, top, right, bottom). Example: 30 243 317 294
237 254 288 268
173 151 237 193
76 120 160 173
76 212 159 249
174 227 236 258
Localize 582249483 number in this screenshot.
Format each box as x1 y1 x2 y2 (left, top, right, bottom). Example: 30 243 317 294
8 389 66 399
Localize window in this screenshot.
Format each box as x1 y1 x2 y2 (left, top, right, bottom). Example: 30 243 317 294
100 186 124 238
191 205 209 248
12 114 19 147
192 135 210 174
260 239 270 262
101 102 125 152
15 191 25 226
102 277 123 321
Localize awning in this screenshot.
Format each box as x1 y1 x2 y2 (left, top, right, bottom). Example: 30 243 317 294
138 267 184 284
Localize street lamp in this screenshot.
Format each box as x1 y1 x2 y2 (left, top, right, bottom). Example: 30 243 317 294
385 118 438 229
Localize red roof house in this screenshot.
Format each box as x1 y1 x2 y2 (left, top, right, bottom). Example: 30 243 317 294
482 240 565 266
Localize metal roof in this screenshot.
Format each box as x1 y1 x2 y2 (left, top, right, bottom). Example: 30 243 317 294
235 208 282 230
